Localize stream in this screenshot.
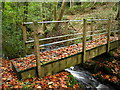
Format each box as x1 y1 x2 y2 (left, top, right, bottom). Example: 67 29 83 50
65 65 115 90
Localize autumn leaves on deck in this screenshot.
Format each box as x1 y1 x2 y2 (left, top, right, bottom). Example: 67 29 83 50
12 35 118 71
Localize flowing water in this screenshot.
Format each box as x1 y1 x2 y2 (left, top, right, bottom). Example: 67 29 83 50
65 65 115 90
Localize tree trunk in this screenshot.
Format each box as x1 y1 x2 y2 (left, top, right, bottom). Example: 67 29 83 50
116 1 120 20
53 0 67 32
24 2 28 22
53 2 57 20
2 2 5 12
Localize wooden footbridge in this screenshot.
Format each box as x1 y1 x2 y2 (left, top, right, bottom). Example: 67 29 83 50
12 19 120 79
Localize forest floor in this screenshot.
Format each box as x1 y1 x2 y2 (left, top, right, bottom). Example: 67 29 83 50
1 58 80 89
65 2 117 34
66 3 116 20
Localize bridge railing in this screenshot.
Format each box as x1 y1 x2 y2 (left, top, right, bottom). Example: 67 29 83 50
23 19 109 49
22 19 119 77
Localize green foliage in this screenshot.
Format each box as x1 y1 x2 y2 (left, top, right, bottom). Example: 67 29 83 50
67 75 78 87
2 2 25 59
28 2 54 21
112 4 117 11
2 2 55 59
66 5 81 15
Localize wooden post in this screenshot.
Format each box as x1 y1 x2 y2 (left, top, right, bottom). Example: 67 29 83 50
118 20 120 40
107 19 111 52
22 24 27 54
64 22 69 45
33 21 41 77
82 19 87 63
64 22 68 34
90 21 94 40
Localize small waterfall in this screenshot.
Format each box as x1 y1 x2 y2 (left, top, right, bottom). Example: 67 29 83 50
65 65 115 90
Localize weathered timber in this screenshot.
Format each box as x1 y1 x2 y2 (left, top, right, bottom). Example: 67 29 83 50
107 19 111 52
22 25 27 54
25 32 83 44
33 21 42 77
64 22 69 46
23 19 108 25
82 19 87 63
12 40 120 80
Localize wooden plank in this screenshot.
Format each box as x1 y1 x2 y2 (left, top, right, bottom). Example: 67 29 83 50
22 25 27 54
52 61 59 74
40 66 45 77
21 69 37 79
90 49 95 58
107 19 111 52
71 55 78 66
44 64 52 76
110 40 120 50
99 45 106 54
33 21 42 77
59 59 67 71
66 58 72 67
77 54 82 64
94 48 98 56
82 19 87 63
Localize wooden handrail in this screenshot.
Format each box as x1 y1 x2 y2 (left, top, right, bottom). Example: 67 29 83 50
39 36 83 47
23 19 109 25
86 32 107 37
25 32 83 44
87 29 107 33
26 29 107 44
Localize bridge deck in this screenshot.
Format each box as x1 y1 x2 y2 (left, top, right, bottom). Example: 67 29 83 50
12 38 120 80
12 19 120 79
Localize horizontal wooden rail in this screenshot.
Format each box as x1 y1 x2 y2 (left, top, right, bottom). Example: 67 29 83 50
87 29 107 33
111 29 120 32
26 29 109 44
86 36 107 43
23 19 109 25
39 36 83 47
24 20 83 24
26 32 83 44
87 19 108 21
86 32 107 37
26 31 110 49
43 36 107 52
38 31 113 48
